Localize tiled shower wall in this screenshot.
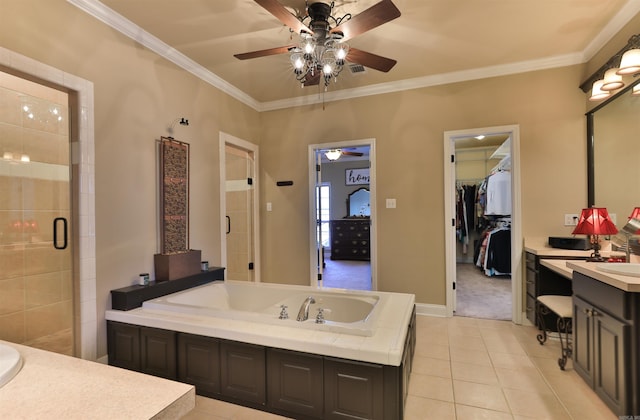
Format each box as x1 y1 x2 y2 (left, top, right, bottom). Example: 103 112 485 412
0 71 73 354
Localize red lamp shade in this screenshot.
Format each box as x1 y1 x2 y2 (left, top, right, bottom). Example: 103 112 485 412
572 207 618 236
629 207 640 221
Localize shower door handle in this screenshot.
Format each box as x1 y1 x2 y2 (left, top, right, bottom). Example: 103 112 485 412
53 217 68 250
226 216 231 234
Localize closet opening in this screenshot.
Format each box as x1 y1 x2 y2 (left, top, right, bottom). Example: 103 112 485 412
444 126 523 323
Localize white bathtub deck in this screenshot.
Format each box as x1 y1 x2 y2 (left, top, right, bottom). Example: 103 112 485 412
106 286 415 366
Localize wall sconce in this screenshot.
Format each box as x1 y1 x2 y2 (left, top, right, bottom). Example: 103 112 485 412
589 79 611 101
581 34 640 101
572 207 618 262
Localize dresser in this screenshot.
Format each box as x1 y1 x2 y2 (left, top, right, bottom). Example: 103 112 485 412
330 219 370 261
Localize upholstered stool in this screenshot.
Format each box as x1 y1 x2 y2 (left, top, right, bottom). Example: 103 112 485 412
536 295 573 370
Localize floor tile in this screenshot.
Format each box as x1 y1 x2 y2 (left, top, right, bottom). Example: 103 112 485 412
455 403 514 420
452 380 510 412
404 395 456 420
408 373 454 402
179 315 618 420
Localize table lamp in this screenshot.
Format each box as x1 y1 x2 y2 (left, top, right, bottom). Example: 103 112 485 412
572 207 618 262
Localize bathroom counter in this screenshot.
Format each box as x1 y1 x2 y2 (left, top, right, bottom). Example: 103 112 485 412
524 237 604 258
0 341 195 419
540 259 573 279
567 261 640 292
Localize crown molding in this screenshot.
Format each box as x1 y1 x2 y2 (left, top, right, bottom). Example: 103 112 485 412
68 0 640 112
66 0 261 111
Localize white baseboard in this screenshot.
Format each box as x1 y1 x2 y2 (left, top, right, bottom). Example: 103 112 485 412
96 355 109 365
415 303 448 317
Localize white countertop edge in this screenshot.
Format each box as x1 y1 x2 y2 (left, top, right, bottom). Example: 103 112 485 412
567 261 640 293
540 259 573 279
106 293 414 367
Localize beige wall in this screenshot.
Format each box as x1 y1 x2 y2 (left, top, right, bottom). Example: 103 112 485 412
1 0 637 358
1 0 261 356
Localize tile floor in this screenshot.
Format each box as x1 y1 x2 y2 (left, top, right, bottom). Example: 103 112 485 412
181 315 617 420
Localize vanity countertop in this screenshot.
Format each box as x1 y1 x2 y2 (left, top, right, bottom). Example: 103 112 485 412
0 341 195 419
524 237 626 259
567 261 640 293
540 259 573 279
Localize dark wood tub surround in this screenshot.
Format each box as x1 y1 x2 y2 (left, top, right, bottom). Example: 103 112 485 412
108 273 416 419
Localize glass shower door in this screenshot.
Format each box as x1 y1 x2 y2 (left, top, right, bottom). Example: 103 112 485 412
224 144 255 281
0 71 73 355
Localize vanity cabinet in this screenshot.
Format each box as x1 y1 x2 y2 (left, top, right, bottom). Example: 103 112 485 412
525 252 575 330
330 219 370 261
572 271 637 416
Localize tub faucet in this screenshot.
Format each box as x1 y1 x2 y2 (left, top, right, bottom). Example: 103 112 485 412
296 296 316 321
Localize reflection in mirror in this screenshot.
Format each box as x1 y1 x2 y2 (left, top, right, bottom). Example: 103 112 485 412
588 78 640 225
348 188 370 217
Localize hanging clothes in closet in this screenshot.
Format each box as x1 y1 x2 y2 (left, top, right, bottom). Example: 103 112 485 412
456 182 478 255
475 219 511 276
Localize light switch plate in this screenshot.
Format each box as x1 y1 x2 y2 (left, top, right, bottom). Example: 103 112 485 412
386 198 396 209
266 202 272 212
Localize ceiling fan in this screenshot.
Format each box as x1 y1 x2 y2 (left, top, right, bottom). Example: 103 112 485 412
325 148 364 160
234 0 401 87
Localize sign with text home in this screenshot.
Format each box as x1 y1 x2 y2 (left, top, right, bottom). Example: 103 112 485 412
346 168 370 185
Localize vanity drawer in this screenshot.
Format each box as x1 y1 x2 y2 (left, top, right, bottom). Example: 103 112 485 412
573 272 631 321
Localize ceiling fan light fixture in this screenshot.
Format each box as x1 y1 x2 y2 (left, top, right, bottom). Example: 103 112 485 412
617 49 640 75
601 68 625 91
325 149 342 161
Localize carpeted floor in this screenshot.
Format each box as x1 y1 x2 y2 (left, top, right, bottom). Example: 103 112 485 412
455 263 512 320
321 253 371 291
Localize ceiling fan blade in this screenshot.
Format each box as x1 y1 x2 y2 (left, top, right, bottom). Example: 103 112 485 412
341 151 364 157
347 48 397 72
234 45 294 60
254 0 313 35
331 0 401 41
304 72 321 86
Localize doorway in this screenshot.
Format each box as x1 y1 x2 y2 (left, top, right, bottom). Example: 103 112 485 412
308 139 376 290
444 125 523 323
0 70 74 355
219 132 259 282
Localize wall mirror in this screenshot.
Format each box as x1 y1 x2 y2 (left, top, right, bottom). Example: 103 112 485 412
347 188 370 217
587 78 640 224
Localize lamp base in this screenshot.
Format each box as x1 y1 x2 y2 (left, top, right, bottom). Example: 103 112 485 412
586 255 607 262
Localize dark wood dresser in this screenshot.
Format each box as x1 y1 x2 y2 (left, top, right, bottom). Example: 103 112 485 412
330 219 370 261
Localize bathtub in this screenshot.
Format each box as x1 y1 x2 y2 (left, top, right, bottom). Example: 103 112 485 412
106 280 415 366
142 280 381 336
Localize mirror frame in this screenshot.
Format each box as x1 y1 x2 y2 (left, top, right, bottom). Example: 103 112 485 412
586 78 640 207
347 187 370 217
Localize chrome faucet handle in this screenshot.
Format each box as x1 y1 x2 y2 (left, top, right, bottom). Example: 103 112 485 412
315 308 325 324
279 305 289 320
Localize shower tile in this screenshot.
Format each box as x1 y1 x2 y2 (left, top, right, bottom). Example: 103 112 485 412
25 271 62 308
0 277 25 315
0 312 25 343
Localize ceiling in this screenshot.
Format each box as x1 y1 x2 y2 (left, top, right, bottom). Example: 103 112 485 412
70 0 640 110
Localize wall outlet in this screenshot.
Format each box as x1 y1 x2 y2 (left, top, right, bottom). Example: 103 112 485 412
564 214 579 226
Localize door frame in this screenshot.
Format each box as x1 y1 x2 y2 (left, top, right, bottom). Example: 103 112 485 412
219 131 260 282
308 138 377 289
443 125 522 323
